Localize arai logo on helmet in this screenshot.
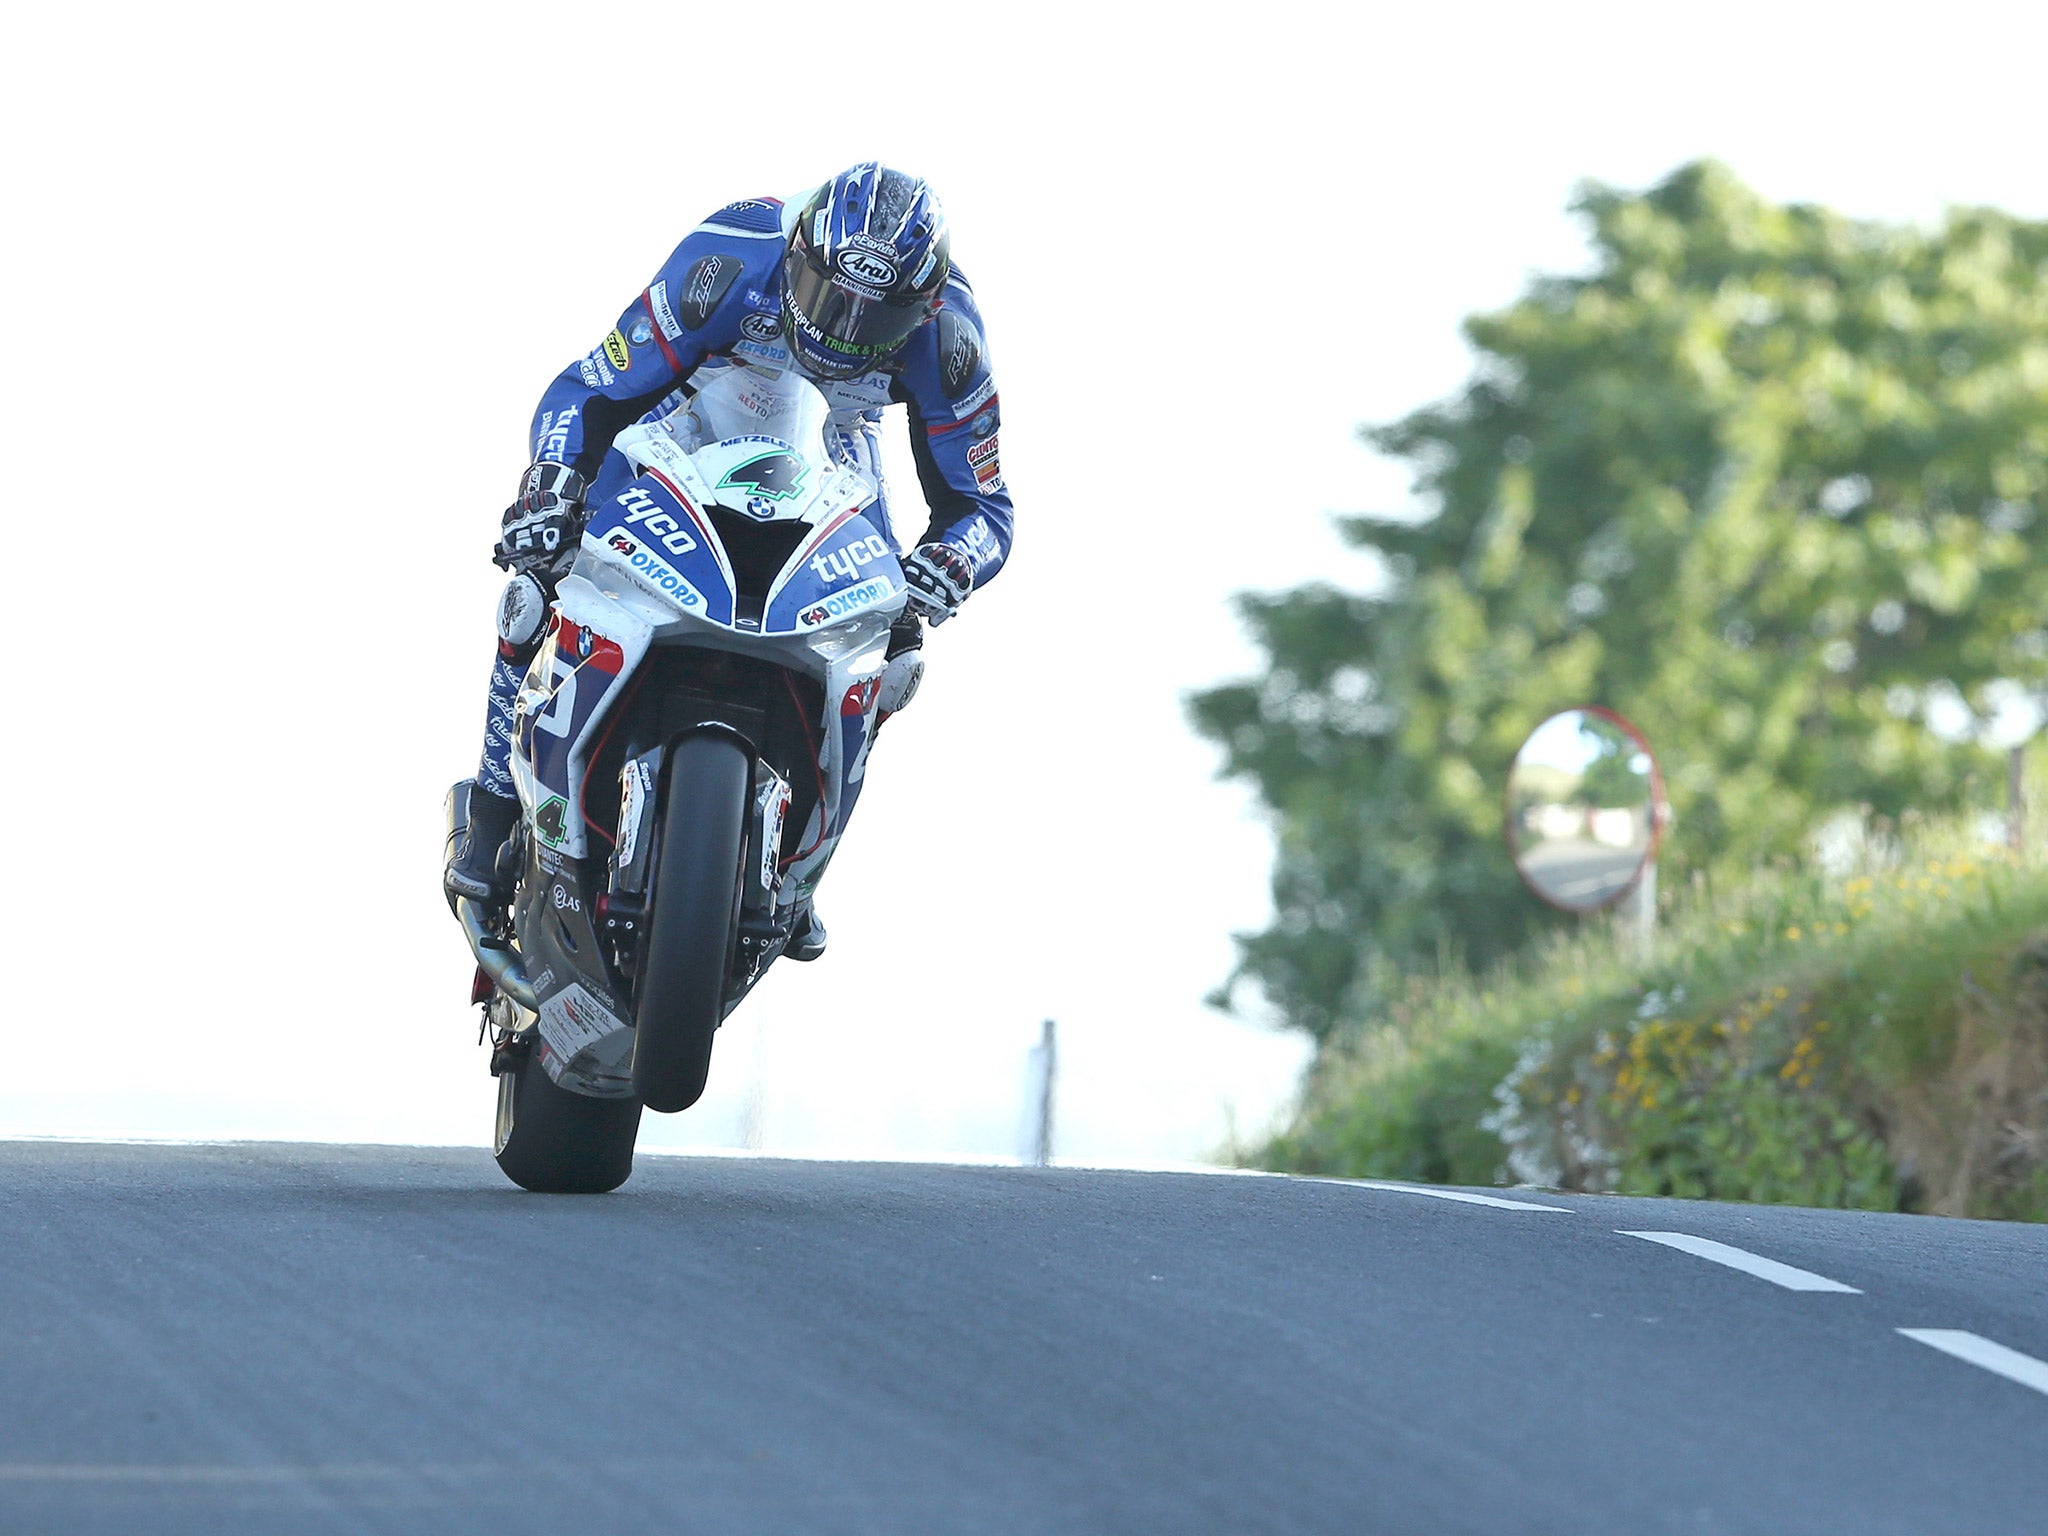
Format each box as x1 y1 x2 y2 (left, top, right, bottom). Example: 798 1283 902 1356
836 247 898 287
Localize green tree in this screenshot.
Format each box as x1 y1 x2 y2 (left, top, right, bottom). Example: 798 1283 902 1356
1575 720 1647 811
1192 160 2048 1042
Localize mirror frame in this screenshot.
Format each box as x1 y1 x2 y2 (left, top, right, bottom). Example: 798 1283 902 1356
1503 704 1667 914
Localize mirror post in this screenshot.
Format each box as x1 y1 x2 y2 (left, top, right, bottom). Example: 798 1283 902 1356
2009 745 2026 858
1626 855 1657 959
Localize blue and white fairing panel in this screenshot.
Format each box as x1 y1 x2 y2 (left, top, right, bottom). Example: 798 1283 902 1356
762 508 903 635
582 470 736 627
592 369 906 637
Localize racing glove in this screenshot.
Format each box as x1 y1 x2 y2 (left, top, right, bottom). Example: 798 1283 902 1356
494 462 588 576
902 542 975 625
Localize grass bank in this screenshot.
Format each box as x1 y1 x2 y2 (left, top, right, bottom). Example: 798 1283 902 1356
1257 822 2048 1221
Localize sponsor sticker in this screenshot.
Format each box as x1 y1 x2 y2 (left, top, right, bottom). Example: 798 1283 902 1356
537 405 577 459
604 329 631 372
534 795 570 847
740 311 783 343
957 515 1002 570
809 533 892 586
951 377 996 419
617 484 699 555
649 280 682 340
600 522 703 610
628 316 654 346
538 982 624 1063
828 274 889 303
718 451 808 502
763 784 787 889
798 578 890 628
617 758 652 868
686 255 723 309
968 433 1004 495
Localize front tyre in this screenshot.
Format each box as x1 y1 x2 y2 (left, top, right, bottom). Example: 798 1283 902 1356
632 732 750 1113
493 1048 642 1194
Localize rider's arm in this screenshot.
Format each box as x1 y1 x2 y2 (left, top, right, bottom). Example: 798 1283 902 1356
890 272 1015 587
528 201 786 479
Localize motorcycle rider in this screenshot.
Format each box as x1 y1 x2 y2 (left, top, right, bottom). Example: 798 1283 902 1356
446 163 1013 961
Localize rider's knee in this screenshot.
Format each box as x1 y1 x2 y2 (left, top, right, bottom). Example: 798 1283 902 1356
496 574 550 654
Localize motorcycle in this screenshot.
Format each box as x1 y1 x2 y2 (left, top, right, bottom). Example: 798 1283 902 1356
443 368 908 1192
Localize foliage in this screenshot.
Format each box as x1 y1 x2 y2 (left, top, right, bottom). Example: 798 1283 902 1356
1261 818 2048 1222
1191 160 2048 1040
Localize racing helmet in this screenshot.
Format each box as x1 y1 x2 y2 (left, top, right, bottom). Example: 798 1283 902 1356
782 163 950 380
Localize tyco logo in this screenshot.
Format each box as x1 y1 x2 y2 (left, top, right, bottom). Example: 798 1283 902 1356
810 534 891 585
617 486 698 556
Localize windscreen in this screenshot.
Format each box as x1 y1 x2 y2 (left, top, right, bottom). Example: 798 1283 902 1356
690 369 836 472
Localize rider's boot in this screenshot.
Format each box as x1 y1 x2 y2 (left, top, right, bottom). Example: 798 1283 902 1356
446 785 520 906
786 902 828 962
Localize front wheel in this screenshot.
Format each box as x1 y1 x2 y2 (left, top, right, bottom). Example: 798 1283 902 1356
493 1045 643 1193
632 732 750 1113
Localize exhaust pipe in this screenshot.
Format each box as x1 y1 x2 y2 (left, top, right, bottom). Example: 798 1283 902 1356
443 783 539 1013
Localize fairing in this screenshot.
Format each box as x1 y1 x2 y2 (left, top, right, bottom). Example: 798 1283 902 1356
503 372 905 1094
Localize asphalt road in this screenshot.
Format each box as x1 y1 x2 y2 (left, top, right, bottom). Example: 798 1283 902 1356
3 1143 2045 1535
1517 836 1646 906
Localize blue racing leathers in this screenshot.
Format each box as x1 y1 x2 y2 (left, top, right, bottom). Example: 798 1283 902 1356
474 194 1014 801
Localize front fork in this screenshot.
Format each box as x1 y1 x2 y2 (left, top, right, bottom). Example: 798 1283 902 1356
599 741 794 992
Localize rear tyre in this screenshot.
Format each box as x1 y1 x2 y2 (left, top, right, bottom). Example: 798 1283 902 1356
493 1047 642 1194
632 732 750 1113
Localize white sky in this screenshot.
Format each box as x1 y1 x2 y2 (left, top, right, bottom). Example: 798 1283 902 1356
6 1 2046 1161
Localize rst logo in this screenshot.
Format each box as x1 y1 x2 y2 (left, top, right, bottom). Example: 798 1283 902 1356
809 534 891 585
616 485 698 557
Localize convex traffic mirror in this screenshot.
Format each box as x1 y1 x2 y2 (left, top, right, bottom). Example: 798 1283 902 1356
1506 707 1663 912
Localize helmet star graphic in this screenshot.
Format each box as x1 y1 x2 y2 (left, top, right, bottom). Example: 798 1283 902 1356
717 451 808 501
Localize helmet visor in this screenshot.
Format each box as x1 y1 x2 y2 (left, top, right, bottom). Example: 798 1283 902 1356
782 244 930 367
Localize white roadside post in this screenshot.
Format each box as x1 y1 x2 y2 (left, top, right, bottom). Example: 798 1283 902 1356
1023 1019 1057 1167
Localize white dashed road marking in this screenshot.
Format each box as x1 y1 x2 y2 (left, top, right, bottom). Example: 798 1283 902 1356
1319 1180 1571 1212
1898 1330 2048 1399
1619 1231 1862 1292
